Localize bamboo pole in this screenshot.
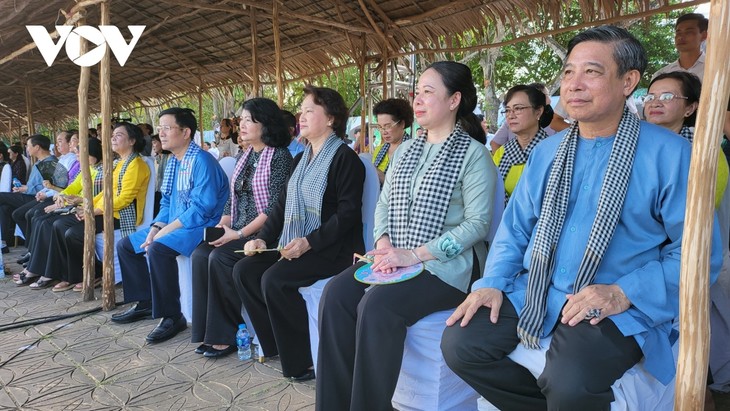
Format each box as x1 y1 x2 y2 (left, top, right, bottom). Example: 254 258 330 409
75 14 96 305
382 41 388 100
675 0 730 408
198 76 204 140
99 1 115 309
24 85 35 135
273 0 284 107
250 8 260 97
359 35 366 152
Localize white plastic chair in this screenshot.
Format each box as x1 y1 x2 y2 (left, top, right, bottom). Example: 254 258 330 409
95 156 156 283
218 156 237 181
299 154 380 368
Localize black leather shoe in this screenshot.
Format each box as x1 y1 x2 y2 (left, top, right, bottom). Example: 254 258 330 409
111 303 152 324
289 369 315 382
17 253 30 264
203 345 236 358
194 344 211 354
145 315 187 344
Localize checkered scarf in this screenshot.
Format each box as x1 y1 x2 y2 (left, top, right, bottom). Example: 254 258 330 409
160 142 200 209
117 153 139 237
92 163 104 196
497 128 548 204
679 125 694 143
373 133 410 172
388 123 471 249
518 107 640 349
231 146 275 221
278 135 343 248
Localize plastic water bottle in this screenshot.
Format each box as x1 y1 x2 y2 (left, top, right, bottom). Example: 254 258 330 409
236 324 251 361
12 178 21 188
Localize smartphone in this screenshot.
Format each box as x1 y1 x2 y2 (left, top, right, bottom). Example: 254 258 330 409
204 226 225 242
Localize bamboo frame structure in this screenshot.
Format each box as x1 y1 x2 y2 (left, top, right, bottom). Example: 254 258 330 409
273 0 284 107
76 13 97 306
99 0 115 309
24 85 34 135
250 8 259 98
675 0 730 407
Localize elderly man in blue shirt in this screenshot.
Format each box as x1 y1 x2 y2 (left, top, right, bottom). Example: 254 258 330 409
112 107 229 344
441 26 723 410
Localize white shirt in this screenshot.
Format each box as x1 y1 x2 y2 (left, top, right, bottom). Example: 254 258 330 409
652 51 705 82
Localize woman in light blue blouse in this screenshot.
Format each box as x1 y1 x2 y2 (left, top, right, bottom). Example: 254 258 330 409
315 61 497 411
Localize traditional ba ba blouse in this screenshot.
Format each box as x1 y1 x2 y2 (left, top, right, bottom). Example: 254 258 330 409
92 155 149 226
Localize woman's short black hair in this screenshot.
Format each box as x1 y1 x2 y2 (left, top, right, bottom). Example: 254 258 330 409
504 84 553 129
373 98 414 129
649 71 702 127
303 85 348 139
9 145 23 158
241 98 291 148
0 142 8 162
114 122 146 153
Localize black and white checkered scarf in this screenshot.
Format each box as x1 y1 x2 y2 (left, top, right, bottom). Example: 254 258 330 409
679 125 694 143
388 123 471 249
518 107 640 349
117 153 139 237
278 134 343 248
497 128 549 204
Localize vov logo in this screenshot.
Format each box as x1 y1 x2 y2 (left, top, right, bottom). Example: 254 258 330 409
26 25 145 67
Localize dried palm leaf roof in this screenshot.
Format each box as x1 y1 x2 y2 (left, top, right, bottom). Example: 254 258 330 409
0 0 688 131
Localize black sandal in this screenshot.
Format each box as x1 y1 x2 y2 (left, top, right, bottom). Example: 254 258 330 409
30 278 58 290
16 274 40 286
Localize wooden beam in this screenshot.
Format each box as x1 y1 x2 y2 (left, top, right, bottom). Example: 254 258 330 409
382 40 388 100
394 0 480 26
390 0 710 57
75 12 96 309
675 0 730 407
355 0 391 49
273 0 284 107
198 77 204 138
250 8 260 97
99 0 115 309
359 35 367 153
24 85 34 135
155 0 373 35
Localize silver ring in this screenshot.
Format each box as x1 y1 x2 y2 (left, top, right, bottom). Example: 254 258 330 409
585 308 602 319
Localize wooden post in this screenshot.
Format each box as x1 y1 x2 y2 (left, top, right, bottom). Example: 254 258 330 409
24 85 34 135
99 0 115 309
273 0 284 107
250 8 260 97
382 42 388 100
359 35 367 152
76 14 96 306
198 77 204 140
675 0 730 408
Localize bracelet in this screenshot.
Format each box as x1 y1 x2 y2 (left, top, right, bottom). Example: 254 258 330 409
151 223 163 231
410 249 422 263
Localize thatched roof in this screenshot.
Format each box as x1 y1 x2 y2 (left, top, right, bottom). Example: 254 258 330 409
0 0 682 131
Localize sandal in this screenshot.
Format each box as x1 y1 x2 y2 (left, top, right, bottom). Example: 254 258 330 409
15 274 40 286
73 278 102 292
52 281 74 292
29 278 58 290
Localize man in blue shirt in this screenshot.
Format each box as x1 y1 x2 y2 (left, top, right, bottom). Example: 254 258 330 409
441 26 723 410
111 108 229 344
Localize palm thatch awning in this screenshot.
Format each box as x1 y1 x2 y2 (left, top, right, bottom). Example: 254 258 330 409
0 0 702 130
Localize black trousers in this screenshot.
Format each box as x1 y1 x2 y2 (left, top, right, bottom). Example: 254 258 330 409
16 199 53 244
117 236 182 319
440 296 643 411
315 265 466 411
26 212 72 275
0 192 34 241
232 250 351 378
191 240 246 345
45 215 81 280
47 215 109 283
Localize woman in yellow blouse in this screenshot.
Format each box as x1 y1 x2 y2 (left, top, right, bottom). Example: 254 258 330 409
39 123 149 290
371 98 414 184
493 85 552 204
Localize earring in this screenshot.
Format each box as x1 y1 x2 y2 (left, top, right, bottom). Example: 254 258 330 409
327 122 332 126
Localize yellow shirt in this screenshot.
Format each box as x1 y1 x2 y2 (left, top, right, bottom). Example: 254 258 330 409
372 143 390 173
60 166 101 196
492 145 524 198
715 151 728 208
93 156 150 225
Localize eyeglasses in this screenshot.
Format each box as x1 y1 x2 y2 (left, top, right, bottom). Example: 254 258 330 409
372 120 401 132
500 106 534 116
641 93 689 104
156 125 185 132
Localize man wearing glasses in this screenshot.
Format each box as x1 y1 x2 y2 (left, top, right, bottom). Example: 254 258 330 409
112 107 229 344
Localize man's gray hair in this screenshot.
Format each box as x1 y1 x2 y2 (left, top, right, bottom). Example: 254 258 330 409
567 25 647 78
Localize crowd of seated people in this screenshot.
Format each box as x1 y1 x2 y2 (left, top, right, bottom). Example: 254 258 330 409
4 15 730 410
